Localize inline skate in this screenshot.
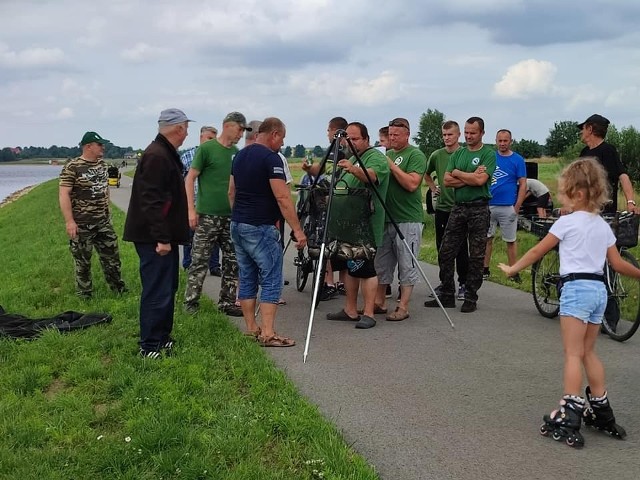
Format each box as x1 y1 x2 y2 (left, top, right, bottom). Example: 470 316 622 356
540 395 585 448
583 386 626 439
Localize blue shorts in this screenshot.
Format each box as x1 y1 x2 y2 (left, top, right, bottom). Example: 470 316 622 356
231 222 283 304
559 279 607 324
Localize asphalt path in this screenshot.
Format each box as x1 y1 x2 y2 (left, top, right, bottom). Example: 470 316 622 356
110 174 640 480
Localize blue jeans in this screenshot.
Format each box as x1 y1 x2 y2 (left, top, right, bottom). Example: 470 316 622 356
231 222 283 304
182 229 219 271
135 243 179 351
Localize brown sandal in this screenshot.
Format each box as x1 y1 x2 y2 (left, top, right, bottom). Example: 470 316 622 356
386 306 410 321
258 334 296 347
244 326 261 338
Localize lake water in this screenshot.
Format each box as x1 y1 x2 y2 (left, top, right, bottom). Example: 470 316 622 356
0 164 63 203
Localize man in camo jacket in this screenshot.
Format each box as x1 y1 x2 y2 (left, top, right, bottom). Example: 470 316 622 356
59 131 126 298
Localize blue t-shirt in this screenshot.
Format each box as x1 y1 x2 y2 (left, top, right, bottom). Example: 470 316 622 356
231 144 287 225
489 151 527 206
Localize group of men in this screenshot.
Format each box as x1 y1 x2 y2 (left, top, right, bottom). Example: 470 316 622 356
58 111 636 356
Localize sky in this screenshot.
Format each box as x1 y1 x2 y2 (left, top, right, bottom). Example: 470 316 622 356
1 0 639 151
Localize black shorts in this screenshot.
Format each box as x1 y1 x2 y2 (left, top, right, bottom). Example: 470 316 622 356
346 257 377 279
536 192 551 208
330 257 348 272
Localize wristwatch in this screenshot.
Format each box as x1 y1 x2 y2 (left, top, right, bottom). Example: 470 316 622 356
627 200 636 206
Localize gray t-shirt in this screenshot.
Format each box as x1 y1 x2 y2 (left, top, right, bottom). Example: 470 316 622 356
526 178 549 197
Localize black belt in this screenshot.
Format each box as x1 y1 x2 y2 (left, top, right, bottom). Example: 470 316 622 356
456 199 489 207
560 273 604 284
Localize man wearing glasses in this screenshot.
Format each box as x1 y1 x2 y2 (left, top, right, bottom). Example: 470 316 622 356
183 112 251 317
373 118 427 321
424 117 495 313
59 131 127 299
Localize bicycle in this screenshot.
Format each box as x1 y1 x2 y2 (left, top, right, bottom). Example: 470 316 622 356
293 181 329 295
524 212 640 342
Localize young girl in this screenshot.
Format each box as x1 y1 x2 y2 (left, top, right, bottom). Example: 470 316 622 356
499 157 640 448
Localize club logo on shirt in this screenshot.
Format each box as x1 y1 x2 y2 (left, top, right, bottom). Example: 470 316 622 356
394 156 404 166
472 157 480 166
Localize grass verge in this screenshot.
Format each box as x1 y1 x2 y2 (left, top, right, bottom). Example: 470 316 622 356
0 180 378 480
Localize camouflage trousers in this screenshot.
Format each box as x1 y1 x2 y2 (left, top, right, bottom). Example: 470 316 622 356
184 214 238 309
69 222 125 297
438 203 490 303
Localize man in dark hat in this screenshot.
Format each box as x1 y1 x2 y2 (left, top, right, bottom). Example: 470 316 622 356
578 114 638 214
59 131 126 299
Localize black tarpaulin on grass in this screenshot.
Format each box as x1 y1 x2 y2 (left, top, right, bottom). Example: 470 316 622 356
0 305 112 339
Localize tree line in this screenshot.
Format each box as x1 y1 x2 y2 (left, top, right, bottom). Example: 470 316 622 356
4 111 639 181
0 145 136 162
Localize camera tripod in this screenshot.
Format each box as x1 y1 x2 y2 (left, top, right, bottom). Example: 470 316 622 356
300 129 454 363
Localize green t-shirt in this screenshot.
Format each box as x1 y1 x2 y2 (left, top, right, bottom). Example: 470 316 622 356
386 145 427 222
337 147 390 247
446 145 496 204
191 139 238 216
426 147 460 212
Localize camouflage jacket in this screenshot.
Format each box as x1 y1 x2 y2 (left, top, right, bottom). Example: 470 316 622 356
59 157 110 225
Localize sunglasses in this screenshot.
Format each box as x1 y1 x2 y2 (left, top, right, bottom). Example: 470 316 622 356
388 121 409 130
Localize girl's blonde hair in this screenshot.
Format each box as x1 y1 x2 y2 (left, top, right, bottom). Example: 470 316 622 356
559 157 611 213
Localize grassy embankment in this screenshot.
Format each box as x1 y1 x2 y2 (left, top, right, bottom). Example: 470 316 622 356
0 180 378 480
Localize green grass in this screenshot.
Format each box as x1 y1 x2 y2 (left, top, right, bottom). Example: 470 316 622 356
0 180 378 480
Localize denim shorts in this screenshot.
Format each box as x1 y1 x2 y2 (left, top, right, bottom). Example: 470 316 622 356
231 222 283 304
559 279 607 324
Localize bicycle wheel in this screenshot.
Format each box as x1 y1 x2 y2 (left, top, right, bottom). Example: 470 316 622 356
531 249 561 318
602 249 640 342
295 250 311 292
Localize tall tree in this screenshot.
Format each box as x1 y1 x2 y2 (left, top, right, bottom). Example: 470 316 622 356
607 125 640 183
511 139 543 159
312 145 324 158
413 108 446 158
0 147 17 162
294 144 306 158
283 145 292 158
545 121 580 157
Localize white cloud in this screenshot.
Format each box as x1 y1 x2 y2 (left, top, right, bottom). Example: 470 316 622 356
347 72 401 106
605 87 640 108
121 43 170 63
493 59 557 99
289 70 400 107
54 107 74 120
0 43 65 69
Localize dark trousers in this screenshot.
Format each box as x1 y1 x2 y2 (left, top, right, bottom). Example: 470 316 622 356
135 243 179 351
434 209 468 285
438 204 490 303
182 229 219 270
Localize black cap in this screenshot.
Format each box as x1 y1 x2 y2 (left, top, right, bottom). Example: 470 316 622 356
577 114 610 129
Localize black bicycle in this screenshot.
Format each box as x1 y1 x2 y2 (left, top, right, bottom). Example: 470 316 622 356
293 182 328 293
526 212 640 342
